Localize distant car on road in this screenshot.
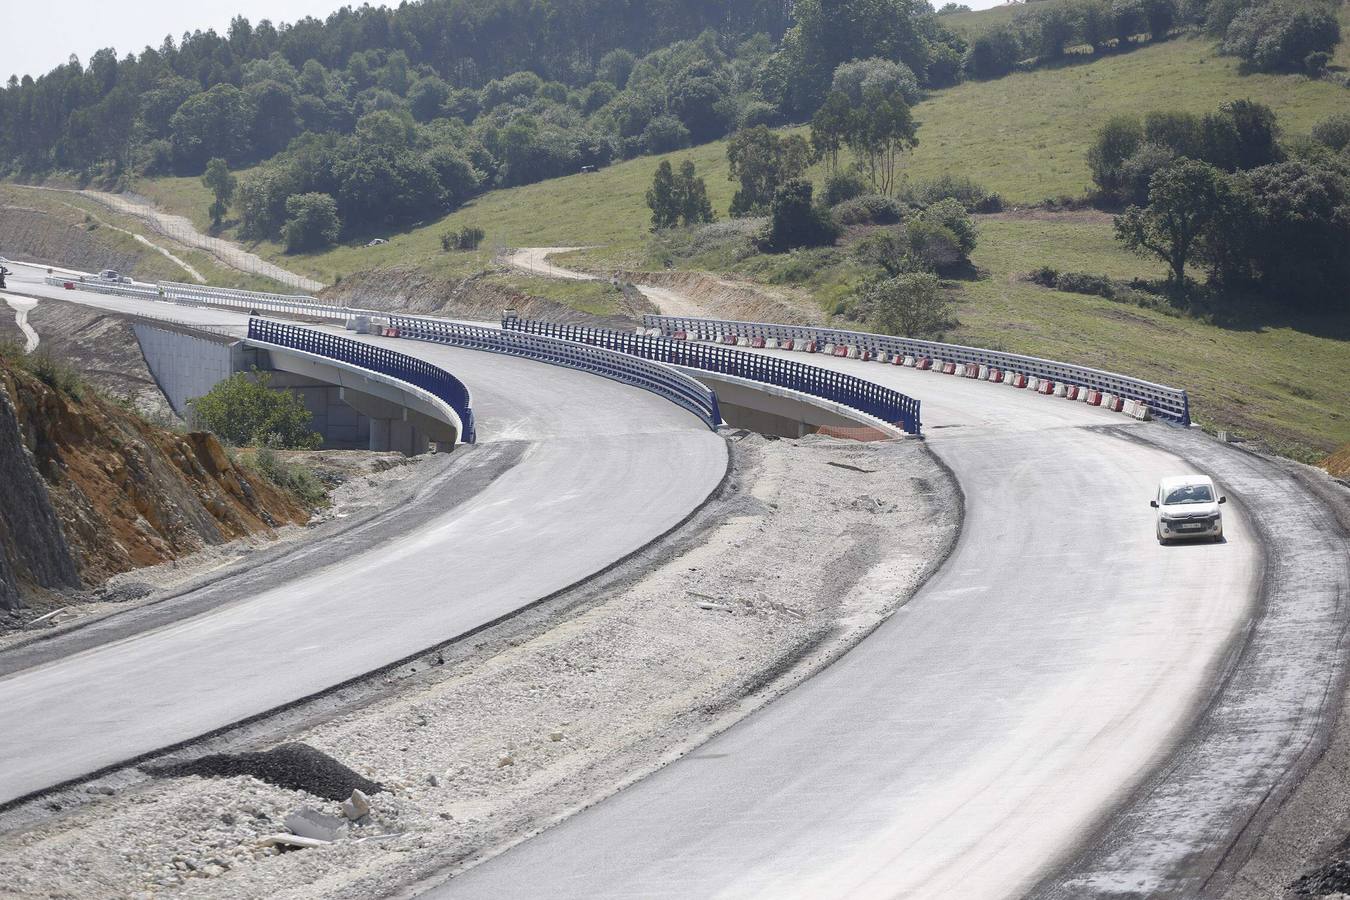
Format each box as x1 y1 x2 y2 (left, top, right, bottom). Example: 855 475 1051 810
366 238 388 247
1152 475 1226 544
97 269 130 283
580 165 597 173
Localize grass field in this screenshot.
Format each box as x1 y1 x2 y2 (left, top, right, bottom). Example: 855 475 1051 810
949 214 1348 456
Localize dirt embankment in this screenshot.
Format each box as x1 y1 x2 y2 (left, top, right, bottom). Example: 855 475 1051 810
615 269 825 325
0 202 139 274
0 356 309 620
0 297 178 425
320 266 648 329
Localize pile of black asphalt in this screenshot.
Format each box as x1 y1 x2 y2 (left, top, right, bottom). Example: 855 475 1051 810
143 743 382 801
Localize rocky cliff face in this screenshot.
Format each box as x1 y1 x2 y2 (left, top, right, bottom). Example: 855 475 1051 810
0 356 309 614
0 381 79 611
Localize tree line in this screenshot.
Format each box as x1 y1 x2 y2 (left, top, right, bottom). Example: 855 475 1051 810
1089 103 1350 310
957 0 1340 80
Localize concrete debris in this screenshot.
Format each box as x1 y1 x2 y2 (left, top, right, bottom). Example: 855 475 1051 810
341 789 372 821
23 607 73 629
284 808 349 842
496 755 516 768
696 602 734 612
256 833 331 850
549 731 565 742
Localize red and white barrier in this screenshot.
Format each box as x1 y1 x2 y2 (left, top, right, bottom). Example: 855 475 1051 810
780 338 794 351
1065 385 1080 401
988 368 1004 383
1011 373 1028 388
916 357 932 370
902 355 916 367
941 361 957 375
750 336 766 348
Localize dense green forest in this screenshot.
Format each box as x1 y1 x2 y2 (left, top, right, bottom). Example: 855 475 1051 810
0 0 1341 247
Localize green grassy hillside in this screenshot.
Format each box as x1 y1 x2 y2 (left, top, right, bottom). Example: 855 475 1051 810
118 27 1350 454
135 32 1346 276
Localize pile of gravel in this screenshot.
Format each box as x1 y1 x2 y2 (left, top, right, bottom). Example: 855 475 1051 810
145 743 383 801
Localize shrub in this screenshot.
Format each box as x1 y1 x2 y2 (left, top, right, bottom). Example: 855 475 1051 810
908 174 1002 212
189 370 323 450
864 272 951 338
442 225 486 250
1030 266 1059 287
642 115 692 154
1057 271 1118 297
282 192 340 253
916 198 977 258
852 228 911 276
26 352 86 400
249 447 328 507
762 179 839 251
1311 113 1350 152
823 170 869 206
1118 142 1179 205
832 193 904 225
905 220 963 273
1221 0 1341 73
967 26 1022 79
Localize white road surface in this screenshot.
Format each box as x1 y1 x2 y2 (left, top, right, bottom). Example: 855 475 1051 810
1 268 1289 900
0 270 728 804
431 350 1263 899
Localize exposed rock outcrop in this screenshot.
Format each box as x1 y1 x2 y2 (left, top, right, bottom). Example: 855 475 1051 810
0 355 309 616
0 382 79 611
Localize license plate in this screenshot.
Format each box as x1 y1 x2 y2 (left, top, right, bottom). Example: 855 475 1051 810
1180 523 1204 530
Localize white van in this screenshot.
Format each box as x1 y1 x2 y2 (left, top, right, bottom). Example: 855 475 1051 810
1151 475 1226 544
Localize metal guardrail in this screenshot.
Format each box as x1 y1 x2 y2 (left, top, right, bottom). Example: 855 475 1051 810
247 318 476 443
44 275 721 430
387 315 721 431
643 314 1191 426
503 317 921 436
43 275 347 321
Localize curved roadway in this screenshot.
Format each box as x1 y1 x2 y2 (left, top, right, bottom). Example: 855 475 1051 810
427 315 1263 896
0 269 727 804
3 266 1287 899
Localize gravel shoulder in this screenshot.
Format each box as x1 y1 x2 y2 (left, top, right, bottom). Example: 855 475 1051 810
0 433 959 900
1219 461 1350 900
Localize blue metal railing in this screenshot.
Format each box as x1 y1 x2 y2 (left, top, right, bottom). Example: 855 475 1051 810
643 314 1191 426
247 318 476 443
502 317 921 436
383 315 721 431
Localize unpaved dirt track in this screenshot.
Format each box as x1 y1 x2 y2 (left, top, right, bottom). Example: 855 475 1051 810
505 247 713 317
0 271 727 806
20 187 323 291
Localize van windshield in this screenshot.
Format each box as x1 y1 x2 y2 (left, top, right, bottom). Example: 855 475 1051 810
1164 484 1214 504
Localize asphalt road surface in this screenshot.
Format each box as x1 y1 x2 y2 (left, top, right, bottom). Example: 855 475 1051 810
0 270 728 804
432 351 1265 900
